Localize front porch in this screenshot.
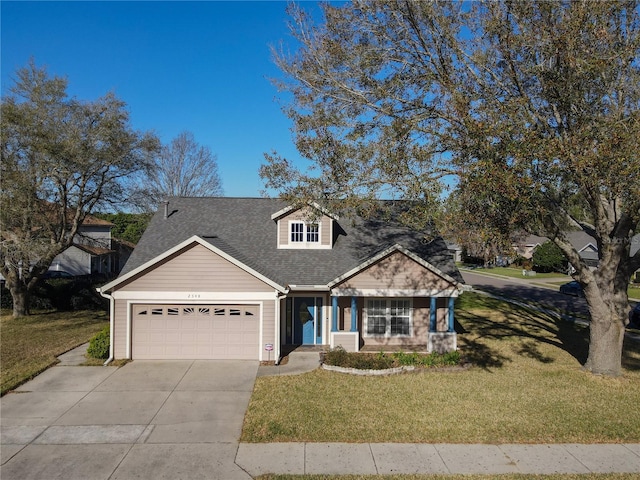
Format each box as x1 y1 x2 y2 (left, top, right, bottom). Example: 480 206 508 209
328 293 458 354
279 292 458 357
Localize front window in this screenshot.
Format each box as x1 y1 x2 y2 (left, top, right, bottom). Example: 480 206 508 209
291 222 304 242
365 298 411 337
306 223 319 242
290 221 319 243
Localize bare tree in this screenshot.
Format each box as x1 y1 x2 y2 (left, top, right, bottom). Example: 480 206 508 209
133 131 223 212
1 61 158 316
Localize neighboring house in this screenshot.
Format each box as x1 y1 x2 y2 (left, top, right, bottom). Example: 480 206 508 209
48 214 135 278
513 234 547 260
99 197 465 363
514 232 640 277
111 238 136 274
48 215 116 276
565 231 600 269
445 241 463 263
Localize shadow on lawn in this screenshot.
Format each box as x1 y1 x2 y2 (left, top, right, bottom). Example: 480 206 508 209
455 293 590 371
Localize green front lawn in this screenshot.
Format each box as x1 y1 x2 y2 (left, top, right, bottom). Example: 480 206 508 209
242 293 640 444
0 309 108 395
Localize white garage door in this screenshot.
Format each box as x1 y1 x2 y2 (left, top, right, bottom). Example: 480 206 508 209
132 304 259 360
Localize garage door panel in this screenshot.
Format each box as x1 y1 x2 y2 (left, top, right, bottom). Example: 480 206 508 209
133 304 259 360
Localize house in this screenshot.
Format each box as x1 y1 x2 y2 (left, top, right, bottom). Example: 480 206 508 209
98 197 464 363
513 234 547 260
47 215 116 277
515 232 639 275
445 241 463 263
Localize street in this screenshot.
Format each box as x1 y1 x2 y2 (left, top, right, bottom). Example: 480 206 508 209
461 270 591 320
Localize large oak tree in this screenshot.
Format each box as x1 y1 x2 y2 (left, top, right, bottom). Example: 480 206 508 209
1 62 158 316
261 1 640 376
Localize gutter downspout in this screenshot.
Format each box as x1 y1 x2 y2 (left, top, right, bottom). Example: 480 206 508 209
97 287 115 366
275 288 289 365
275 290 288 365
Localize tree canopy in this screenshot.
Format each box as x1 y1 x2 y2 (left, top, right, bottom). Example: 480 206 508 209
261 0 640 376
1 62 158 316
94 212 151 245
131 131 223 212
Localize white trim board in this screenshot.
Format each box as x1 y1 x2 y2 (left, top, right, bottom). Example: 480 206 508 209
100 235 286 294
331 288 460 298
112 291 279 301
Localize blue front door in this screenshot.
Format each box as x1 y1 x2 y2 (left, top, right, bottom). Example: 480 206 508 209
294 297 322 345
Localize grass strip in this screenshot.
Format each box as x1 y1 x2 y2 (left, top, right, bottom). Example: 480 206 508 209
1 309 108 395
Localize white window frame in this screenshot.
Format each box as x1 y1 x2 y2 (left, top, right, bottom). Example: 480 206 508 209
288 220 320 245
290 221 305 243
306 222 319 243
364 298 412 338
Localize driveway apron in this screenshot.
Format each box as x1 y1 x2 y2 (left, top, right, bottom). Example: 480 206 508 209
1 360 258 480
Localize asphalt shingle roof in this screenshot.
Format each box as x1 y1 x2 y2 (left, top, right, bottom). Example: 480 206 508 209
120 197 463 287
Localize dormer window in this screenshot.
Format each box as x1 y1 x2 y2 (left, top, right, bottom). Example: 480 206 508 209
273 204 337 250
291 222 319 243
306 223 319 242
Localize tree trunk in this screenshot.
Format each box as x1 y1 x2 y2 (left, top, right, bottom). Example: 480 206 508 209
583 307 625 376
10 284 30 317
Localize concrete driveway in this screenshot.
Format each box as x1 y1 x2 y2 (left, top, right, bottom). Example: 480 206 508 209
1 360 258 480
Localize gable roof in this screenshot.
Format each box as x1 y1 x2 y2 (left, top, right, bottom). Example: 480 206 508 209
81 215 114 227
270 202 339 221
110 197 463 291
101 234 286 293
328 243 460 288
72 243 113 256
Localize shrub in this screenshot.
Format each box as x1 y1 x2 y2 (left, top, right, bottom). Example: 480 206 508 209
323 347 461 370
323 345 349 366
532 241 568 273
87 325 110 359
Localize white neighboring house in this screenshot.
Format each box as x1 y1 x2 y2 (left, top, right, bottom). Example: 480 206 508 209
48 216 116 277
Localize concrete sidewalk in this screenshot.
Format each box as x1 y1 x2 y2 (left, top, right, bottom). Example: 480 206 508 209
257 351 322 377
236 442 640 476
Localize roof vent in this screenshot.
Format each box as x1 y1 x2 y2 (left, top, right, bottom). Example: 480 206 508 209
163 200 169 219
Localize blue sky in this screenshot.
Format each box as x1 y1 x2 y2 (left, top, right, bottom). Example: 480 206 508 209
1 1 315 199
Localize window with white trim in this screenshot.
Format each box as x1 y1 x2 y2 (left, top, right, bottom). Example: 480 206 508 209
291 222 304 242
290 221 319 243
365 298 412 337
306 223 319 242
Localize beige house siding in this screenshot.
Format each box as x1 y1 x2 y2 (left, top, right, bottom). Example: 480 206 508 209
338 296 351 331
113 299 128 358
118 243 274 293
336 251 454 292
262 300 276 350
110 242 277 359
277 207 332 247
